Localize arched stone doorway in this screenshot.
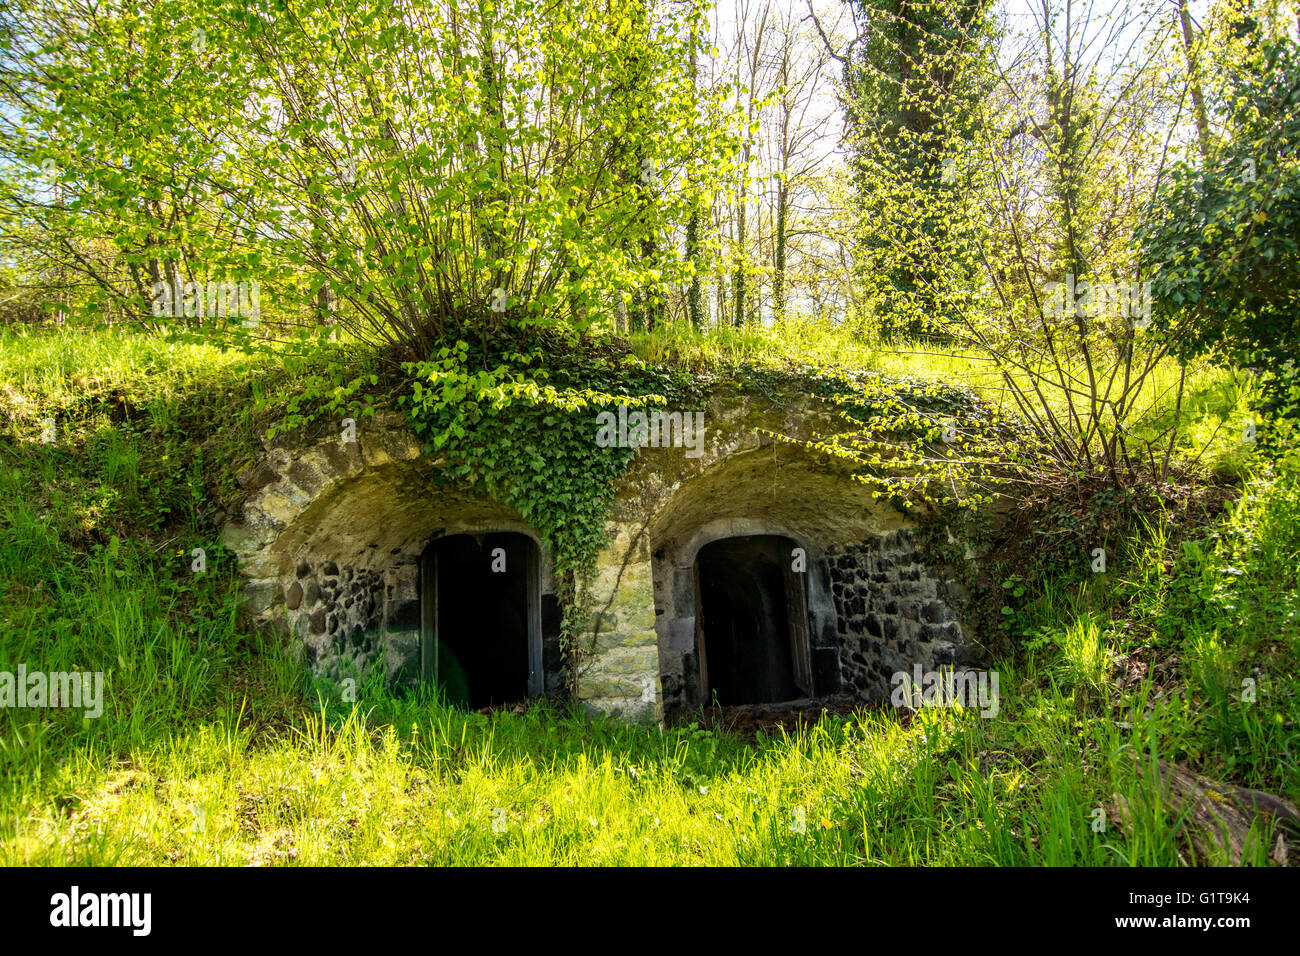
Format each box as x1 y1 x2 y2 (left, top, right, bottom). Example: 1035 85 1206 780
419 531 543 708
694 535 812 705
652 517 842 715
643 445 926 718
224 410 976 721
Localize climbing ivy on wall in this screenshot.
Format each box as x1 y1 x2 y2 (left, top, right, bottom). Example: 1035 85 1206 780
755 364 1018 513
399 328 699 688
387 322 1013 699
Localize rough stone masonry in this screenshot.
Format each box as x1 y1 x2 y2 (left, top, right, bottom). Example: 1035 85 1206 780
223 388 983 722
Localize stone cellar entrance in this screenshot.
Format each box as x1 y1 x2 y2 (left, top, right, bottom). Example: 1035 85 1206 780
225 411 974 721
694 535 813 706
419 531 543 708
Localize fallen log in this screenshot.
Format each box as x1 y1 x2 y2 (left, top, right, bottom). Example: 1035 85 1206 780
1114 758 1300 865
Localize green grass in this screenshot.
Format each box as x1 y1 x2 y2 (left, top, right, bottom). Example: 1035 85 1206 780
629 318 1256 477
1 322 1296 865
628 316 883 373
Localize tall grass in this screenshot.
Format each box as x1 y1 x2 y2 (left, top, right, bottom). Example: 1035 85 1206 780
630 318 1255 476
1 324 1295 866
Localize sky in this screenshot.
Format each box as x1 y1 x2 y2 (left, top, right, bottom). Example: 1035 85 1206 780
703 0 1223 166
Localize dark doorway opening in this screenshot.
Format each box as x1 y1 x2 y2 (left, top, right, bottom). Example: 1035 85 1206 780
420 532 541 709
694 535 812 706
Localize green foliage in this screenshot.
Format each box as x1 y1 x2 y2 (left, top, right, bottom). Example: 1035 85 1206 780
2 324 1297 867
260 341 390 443
1140 35 1300 412
0 0 276 329
399 327 696 671
0 332 286 792
4 0 1298 869
777 364 1010 511
842 0 995 339
1 0 740 355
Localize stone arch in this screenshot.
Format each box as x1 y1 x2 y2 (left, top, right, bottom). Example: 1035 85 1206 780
644 445 971 715
221 414 560 694
221 402 981 722
658 521 837 678
665 517 823 569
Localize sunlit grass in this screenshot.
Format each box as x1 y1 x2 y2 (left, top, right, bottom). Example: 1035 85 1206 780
0 325 267 407
627 315 883 372
631 317 1256 475
0 686 1222 866
1 322 1296 866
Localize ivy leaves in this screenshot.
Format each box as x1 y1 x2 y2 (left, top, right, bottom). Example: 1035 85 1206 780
399 330 673 592
787 364 1008 511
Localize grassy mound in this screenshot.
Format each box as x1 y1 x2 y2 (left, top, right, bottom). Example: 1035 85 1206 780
0 322 1295 865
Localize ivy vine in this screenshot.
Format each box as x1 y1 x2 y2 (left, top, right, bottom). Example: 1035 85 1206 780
398 327 698 691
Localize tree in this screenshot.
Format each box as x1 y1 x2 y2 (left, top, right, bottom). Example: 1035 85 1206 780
0 0 739 356
835 0 1237 486
0 0 265 330
763 5 839 326
842 0 994 340
1140 28 1300 413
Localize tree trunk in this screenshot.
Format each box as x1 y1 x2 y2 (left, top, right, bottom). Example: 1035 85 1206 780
774 180 787 325
1177 0 1212 161
733 200 746 327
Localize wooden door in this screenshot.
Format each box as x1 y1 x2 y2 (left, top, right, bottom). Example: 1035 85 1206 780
694 563 710 704
783 558 813 697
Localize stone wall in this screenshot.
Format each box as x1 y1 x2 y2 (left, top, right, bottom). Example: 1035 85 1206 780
826 530 975 703
285 558 387 681
274 554 425 690
575 520 661 720
221 386 982 724
647 521 974 717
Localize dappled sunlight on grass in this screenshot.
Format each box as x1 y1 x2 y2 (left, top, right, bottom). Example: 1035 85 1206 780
2 323 1296 866
0 695 1192 866
0 326 269 409
628 319 1257 476
627 316 883 372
